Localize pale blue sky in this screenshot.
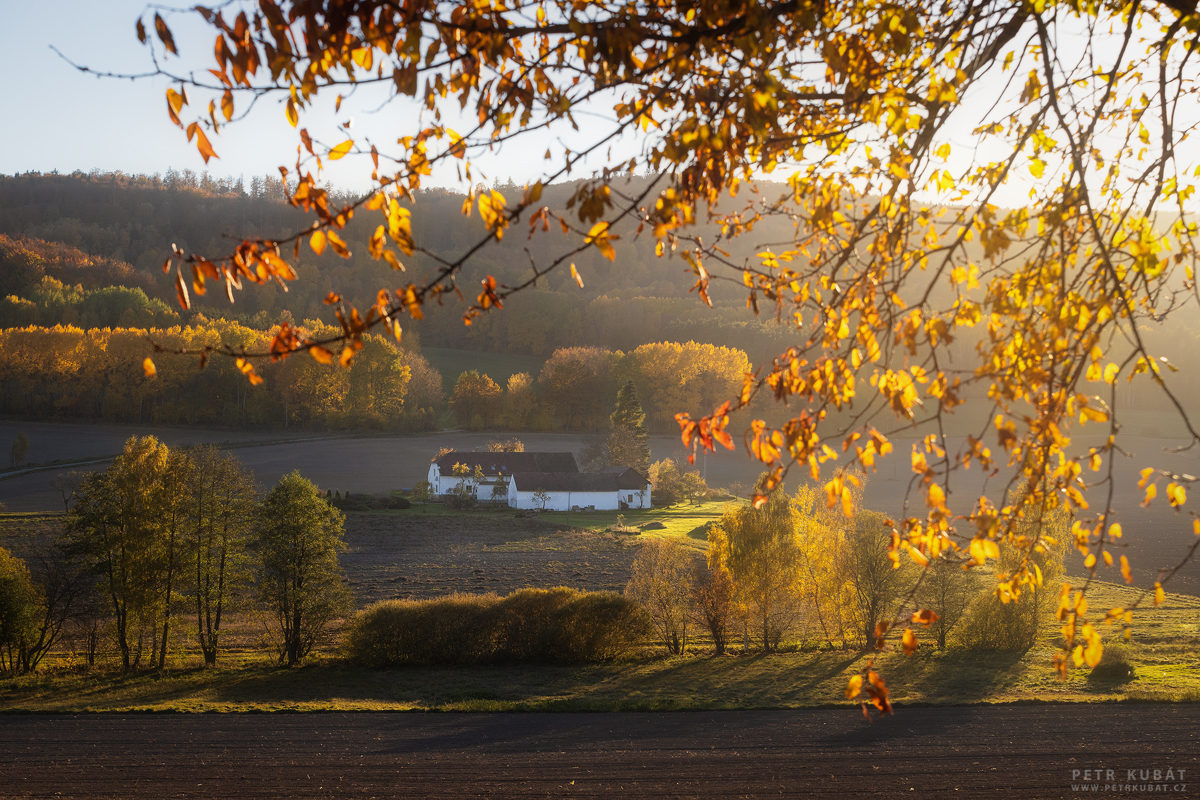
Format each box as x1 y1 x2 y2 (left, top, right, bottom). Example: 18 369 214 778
0 1 624 193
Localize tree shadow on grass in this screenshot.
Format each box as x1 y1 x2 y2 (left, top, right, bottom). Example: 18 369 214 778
887 648 1030 703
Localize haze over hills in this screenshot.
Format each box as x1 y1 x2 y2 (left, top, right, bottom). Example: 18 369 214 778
4 169 1200 437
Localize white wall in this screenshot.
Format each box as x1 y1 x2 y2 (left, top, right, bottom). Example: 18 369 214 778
509 487 621 511
621 488 650 509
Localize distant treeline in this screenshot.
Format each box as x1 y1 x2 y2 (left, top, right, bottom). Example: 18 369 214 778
0 321 441 431
450 341 752 433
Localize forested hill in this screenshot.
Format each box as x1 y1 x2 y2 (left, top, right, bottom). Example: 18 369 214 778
0 170 794 365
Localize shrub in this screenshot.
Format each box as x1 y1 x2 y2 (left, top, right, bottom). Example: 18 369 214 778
343 594 501 667
1089 642 1136 683
953 590 1043 651
387 495 412 510
343 587 650 666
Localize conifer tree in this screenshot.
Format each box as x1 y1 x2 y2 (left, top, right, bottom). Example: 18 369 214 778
606 381 651 476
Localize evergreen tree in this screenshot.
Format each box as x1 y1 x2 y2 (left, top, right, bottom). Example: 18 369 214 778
606 381 651 476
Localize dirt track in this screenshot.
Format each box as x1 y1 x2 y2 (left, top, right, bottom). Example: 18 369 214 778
1 705 1196 798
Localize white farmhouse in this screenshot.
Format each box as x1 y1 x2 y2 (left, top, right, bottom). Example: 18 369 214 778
426 451 579 499
508 467 650 511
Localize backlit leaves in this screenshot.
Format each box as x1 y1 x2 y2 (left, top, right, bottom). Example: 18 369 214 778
139 0 1200 698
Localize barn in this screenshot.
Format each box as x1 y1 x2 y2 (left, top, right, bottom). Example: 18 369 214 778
507 468 650 511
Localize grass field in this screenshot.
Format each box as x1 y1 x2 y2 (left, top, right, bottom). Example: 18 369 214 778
421 347 546 389
2 618 1196 713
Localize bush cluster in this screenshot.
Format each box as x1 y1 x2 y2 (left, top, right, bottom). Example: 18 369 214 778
343 587 650 666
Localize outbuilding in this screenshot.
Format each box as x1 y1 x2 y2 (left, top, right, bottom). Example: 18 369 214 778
507 469 650 511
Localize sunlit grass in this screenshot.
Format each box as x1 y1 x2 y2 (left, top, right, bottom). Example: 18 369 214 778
3 577 1195 714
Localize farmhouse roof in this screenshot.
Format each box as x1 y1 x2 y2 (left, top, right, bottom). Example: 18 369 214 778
599 466 651 489
510 472 628 492
433 451 578 476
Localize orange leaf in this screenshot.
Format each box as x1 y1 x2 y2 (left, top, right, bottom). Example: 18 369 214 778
142 358 157 378
911 609 941 627
309 345 333 365
901 628 919 656
328 140 353 160
175 272 191 310
194 128 218 164
154 13 177 55
220 90 234 121
327 231 351 258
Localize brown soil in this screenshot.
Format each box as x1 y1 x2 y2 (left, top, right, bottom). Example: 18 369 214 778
342 511 643 605
0 509 643 609
0 705 1196 798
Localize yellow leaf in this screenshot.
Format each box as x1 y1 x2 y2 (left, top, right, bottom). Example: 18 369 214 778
328 140 353 160
586 221 617 262
844 675 863 699
167 88 185 114
382 250 405 272
447 129 466 159
570 263 585 288
935 143 951 160
143 357 156 378
309 345 333 364
286 98 299 128
969 537 998 565
1154 582 1165 606
310 230 327 255
1029 159 1046 178
1084 631 1103 668
340 347 356 367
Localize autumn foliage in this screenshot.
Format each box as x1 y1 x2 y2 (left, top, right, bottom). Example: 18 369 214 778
0 323 438 430
44 0 1200 688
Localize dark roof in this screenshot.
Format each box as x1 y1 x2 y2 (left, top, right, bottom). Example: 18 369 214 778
434 451 578 476
600 466 650 489
511 472 627 492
